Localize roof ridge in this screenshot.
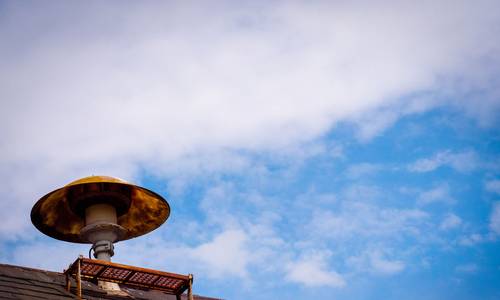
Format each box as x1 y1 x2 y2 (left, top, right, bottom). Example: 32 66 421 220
0 263 63 275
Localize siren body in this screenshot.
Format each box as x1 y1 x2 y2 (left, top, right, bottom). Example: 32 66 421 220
31 176 170 261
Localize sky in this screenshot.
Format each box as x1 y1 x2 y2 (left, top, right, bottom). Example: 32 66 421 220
0 1 500 299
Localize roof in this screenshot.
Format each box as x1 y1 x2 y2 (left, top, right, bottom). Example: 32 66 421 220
0 263 221 300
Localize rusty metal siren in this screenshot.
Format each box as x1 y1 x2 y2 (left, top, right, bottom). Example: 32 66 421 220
31 176 170 261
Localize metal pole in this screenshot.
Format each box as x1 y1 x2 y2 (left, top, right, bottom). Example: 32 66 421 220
188 274 193 300
65 271 70 292
76 258 82 299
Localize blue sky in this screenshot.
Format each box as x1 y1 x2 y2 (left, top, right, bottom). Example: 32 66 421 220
1 1 500 299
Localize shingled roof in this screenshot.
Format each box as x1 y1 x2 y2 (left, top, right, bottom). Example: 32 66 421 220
0 263 221 300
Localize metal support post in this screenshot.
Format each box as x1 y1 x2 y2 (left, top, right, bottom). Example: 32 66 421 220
188 274 193 300
65 271 70 292
76 258 82 299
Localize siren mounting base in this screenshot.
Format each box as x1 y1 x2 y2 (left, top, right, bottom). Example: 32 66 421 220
64 256 194 299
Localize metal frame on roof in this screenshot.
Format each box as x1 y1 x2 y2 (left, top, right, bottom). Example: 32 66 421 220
64 256 193 300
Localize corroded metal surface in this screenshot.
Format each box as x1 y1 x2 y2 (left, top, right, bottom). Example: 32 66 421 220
31 176 170 243
64 257 191 295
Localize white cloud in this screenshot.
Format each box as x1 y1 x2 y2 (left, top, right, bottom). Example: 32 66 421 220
354 109 400 142
0 1 499 238
346 249 405 276
0 3 499 296
9 241 89 272
345 163 383 179
7 231 253 282
489 202 500 235
485 180 500 194
190 229 250 279
117 226 283 281
307 201 428 240
417 184 454 205
328 144 345 159
342 184 383 202
285 253 345 288
353 97 438 142
459 233 485 246
440 213 462 230
369 252 405 275
408 150 478 173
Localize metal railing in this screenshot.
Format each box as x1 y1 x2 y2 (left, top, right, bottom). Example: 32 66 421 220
64 256 193 300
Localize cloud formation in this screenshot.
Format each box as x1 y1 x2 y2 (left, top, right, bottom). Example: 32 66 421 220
489 202 500 235
485 180 500 194
285 253 346 288
369 252 405 275
190 229 250 278
439 213 462 230
417 184 454 205
409 150 478 173
0 1 499 238
0 1 499 298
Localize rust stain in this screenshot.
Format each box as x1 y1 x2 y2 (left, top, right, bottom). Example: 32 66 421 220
31 176 170 243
